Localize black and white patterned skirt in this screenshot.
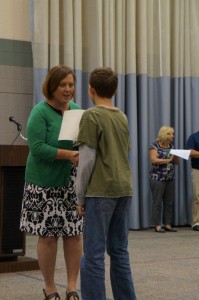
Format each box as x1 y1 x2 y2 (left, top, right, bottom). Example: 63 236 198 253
20 167 84 237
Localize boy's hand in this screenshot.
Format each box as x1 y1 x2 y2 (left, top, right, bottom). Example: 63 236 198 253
77 205 85 217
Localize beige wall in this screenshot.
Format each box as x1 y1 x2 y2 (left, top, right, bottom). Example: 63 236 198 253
0 0 32 145
0 0 31 41
0 65 33 145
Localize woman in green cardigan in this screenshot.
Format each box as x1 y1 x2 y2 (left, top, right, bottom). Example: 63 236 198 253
20 65 83 300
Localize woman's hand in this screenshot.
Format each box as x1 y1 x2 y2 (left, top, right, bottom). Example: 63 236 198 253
168 155 174 163
56 149 79 165
70 151 79 166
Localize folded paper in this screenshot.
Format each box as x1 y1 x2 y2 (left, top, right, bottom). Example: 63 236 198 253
58 109 85 141
170 149 191 160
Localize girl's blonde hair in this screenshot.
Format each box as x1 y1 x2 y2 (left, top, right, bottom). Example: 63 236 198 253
156 126 174 142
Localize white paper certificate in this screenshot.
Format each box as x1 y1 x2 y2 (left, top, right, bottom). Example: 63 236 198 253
170 149 191 160
58 109 85 141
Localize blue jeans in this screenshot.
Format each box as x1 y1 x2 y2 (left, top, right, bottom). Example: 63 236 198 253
80 197 137 300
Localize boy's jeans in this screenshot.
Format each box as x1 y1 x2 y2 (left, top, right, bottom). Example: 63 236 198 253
80 197 137 300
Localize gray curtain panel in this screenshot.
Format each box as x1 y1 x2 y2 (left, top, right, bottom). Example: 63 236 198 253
30 0 199 228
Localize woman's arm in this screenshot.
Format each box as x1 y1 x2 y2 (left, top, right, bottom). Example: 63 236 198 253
149 149 174 165
56 149 79 165
27 106 79 164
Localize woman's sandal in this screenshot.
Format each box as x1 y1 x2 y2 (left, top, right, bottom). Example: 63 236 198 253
66 291 79 300
43 289 60 300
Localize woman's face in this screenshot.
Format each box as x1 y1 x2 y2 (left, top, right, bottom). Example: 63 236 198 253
166 131 174 142
52 74 75 106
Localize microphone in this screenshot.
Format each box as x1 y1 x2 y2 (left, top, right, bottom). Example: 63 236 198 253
9 116 22 132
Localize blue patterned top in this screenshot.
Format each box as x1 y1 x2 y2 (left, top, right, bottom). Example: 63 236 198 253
149 141 175 181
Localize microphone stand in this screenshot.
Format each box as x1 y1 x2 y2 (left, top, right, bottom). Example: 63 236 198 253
11 131 21 145
9 119 27 144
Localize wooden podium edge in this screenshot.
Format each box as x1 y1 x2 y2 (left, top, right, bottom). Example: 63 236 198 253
0 256 39 273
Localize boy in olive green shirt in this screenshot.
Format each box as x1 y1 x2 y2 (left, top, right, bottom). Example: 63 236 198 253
76 67 137 300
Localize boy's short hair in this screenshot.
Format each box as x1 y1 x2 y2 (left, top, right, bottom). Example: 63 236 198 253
42 65 76 99
89 67 118 98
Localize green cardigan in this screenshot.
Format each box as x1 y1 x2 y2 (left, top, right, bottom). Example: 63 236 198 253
25 100 80 187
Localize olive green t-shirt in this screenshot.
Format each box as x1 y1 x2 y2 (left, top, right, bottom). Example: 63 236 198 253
77 106 133 197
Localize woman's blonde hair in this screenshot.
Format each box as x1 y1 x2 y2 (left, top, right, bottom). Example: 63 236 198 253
156 126 174 142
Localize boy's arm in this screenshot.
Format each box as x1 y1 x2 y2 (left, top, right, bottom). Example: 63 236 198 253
76 144 96 216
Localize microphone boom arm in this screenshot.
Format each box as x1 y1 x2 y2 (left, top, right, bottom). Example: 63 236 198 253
9 116 22 132
9 116 27 141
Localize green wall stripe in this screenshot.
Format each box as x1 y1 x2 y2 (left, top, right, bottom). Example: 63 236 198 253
0 39 33 68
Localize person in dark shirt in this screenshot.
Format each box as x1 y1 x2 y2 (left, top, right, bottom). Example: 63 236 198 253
186 131 199 231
